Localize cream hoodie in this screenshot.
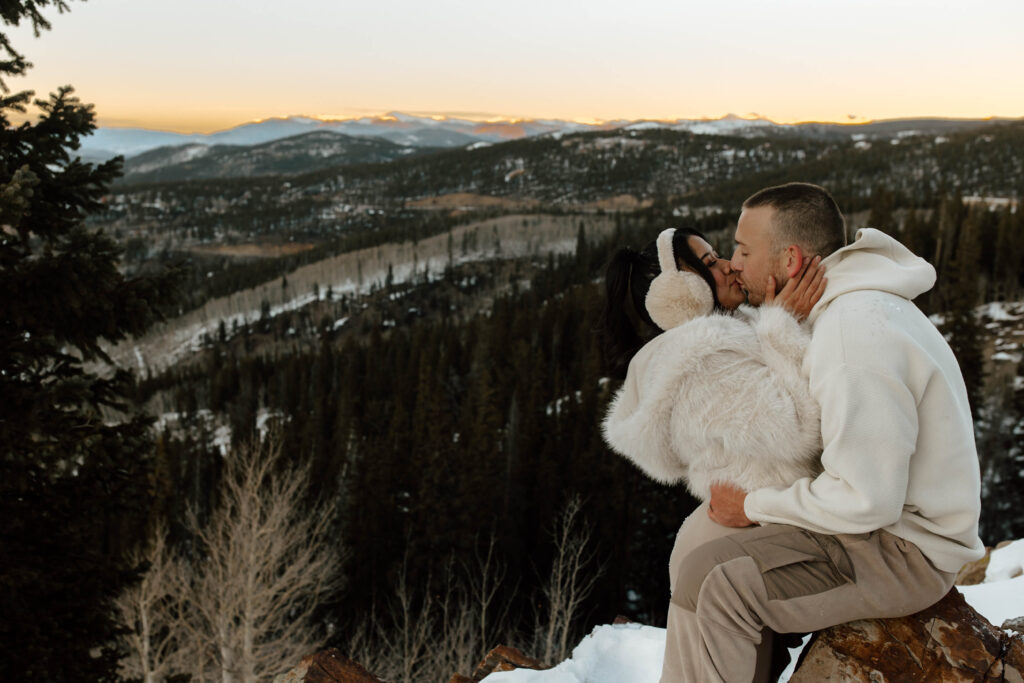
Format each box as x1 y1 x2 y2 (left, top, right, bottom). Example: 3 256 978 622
744 228 985 572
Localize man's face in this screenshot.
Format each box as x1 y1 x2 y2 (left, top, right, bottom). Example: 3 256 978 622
730 206 786 305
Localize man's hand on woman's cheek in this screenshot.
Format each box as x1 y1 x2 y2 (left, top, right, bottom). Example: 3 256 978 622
708 483 755 527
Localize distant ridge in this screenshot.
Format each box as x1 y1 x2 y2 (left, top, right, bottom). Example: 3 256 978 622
118 130 424 184
85 113 1024 183
80 112 783 160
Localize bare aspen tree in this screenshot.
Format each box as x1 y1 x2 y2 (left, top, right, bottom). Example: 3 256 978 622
382 559 436 683
182 437 344 683
465 530 511 657
426 557 478 678
538 495 601 664
113 522 188 683
343 549 509 682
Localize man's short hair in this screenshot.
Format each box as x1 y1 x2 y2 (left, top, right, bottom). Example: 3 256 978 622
743 183 847 258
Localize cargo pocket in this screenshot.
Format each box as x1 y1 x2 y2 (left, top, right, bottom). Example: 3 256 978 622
741 528 855 602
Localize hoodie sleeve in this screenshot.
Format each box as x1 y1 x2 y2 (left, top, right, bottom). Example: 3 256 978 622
744 313 919 533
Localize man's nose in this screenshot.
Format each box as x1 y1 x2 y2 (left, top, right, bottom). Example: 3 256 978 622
730 251 742 271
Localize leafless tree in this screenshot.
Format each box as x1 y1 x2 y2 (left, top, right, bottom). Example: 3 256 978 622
465 531 510 656
345 557 435 683
113 522 189 683
343 538 516 682
537 495 601 664
180 437 344 683
424 557 479 678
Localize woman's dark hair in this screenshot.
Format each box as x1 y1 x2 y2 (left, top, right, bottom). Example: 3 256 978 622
604 228 722 378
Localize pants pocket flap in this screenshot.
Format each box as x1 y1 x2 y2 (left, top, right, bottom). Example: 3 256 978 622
744 538 821 573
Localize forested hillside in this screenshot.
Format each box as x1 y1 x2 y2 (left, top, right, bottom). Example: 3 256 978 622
89 119 1024 316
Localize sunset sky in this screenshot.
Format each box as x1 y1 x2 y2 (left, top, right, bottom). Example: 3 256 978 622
7 0 1023 134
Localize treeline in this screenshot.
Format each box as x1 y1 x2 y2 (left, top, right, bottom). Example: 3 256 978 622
686 121 1024 213
101 120 1024 230
94 121 1024 325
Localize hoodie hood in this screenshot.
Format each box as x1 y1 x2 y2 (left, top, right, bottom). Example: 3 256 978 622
807 228 936 325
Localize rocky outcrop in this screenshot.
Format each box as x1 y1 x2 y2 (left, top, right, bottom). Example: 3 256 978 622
449 645 549 683
955 540 1016 585
277 596 1023 682
790 588 1024 682
273 648 386 683
275 645 547 683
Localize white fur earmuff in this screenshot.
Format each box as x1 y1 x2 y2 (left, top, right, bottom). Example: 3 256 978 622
644 228 714 330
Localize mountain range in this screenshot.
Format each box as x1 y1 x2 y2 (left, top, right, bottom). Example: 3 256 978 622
88 112 1021 185
86 112 1019 156
119 130 429 184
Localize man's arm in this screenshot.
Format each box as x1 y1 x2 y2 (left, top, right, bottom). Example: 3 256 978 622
743 359 919 534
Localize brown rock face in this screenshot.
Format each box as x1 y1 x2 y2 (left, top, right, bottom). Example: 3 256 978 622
956 540 1019 586
452 645 548 682
273 648 387 683
790 588 1024 682
955 550 992 586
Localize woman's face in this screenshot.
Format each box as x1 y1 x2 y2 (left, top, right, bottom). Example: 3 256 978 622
685 235 746 310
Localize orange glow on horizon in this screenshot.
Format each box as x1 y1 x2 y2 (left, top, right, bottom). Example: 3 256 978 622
72 107 1021 136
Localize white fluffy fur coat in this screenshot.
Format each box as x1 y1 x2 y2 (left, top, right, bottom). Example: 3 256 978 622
602 305 822 501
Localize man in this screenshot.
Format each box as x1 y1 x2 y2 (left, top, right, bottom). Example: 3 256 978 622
659 182 985 682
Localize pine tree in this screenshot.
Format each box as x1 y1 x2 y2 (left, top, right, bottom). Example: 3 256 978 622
867 185 896 234
939 206 986 413
1 2 177 678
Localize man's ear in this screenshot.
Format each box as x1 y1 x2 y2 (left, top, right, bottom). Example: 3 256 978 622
782 245 804 279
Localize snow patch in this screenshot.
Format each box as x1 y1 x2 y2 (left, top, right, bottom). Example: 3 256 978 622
960 575 1024 632
484 624 664 683
984 539 1024 583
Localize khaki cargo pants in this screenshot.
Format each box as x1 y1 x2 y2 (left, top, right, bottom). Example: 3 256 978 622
661 502 956 683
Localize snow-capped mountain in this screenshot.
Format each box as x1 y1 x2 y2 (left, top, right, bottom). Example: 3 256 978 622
119 130 422 184
79 112 781 160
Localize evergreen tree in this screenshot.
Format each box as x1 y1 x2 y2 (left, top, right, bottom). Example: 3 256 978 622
867 184 896 233
0 2 176 678
992 206 1024 300
939 206 986 413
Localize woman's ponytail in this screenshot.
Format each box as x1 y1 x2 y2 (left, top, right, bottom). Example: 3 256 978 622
604 247 653 378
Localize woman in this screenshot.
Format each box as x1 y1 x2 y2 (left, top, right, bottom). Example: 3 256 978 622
601 227 825 502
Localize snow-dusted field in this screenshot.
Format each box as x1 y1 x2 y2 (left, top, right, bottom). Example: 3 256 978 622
105 214 616 375
484 541 1024 683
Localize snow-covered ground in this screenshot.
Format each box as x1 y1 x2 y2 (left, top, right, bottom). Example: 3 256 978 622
484 541 1024 683
154 407 286 455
